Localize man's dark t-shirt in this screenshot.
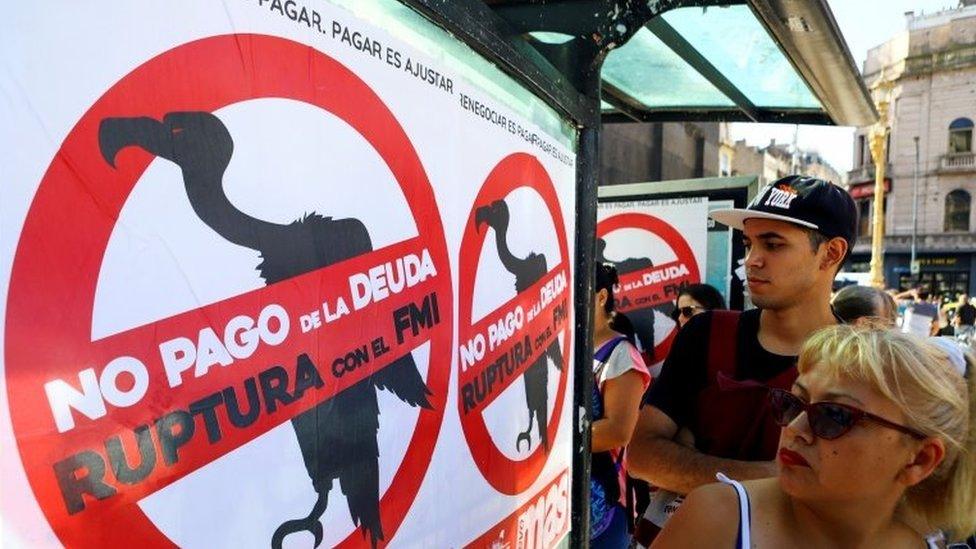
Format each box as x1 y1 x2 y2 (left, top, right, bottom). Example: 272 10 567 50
958 303 976 326
644 309 796 443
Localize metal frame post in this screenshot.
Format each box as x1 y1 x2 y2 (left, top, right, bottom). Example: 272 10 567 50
572 83 600 548
394 2 742 546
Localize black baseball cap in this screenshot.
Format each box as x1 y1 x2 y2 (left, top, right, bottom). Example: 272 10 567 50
710 175 858 246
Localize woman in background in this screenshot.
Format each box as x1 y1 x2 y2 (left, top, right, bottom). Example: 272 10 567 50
670 284 726 329
591 263 651 547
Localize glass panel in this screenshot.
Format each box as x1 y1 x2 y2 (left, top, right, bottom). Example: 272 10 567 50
857 199 871 238
662 6 821 109
945 190 971 232
602 27 735 108
898 274 912 291
529 32 574 45
949 129 972 154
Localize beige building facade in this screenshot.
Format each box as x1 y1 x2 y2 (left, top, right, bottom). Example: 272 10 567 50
846 2 976 295
602 121 841 190
720 129 842 187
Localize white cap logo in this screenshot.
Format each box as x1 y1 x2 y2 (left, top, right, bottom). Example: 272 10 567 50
764 185 798 210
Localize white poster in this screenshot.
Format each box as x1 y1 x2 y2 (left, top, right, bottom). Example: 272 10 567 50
596 198 709 374
0 1 576 547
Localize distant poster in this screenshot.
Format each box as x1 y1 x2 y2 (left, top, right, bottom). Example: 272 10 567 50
597 198 708 373
707 200 735 303
1 1 576 547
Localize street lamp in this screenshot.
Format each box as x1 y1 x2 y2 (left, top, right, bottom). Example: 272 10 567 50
911 136 920 280
868 76 894 289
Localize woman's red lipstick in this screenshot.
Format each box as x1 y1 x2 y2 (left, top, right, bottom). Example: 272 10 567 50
778 448 810 467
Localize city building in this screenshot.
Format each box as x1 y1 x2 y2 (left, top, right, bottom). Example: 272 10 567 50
846 1 976 296
600 122 720 184
722 132 842 186
602 122 841 187
797 150 844 185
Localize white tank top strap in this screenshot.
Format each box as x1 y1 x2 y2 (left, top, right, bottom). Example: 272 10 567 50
924 531 944 548
716 472 752 549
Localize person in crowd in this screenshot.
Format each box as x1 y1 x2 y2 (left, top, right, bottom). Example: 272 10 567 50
652 325 976 548
901 289 940 337
832 284 897 326
627 176 857 541
669 283 726 329
935 294 957 337
591 263 651 548
954 294 976 348
890 288 912 326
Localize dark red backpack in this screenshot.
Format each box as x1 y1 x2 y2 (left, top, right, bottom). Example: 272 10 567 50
689 311 797 460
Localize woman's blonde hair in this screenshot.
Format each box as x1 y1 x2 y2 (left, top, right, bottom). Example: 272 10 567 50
798 324 976 540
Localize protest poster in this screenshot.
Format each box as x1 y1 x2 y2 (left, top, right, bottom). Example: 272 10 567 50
0 1 576 546
597 198 708 373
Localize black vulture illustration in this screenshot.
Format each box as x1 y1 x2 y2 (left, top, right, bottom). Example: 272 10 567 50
474 199 563 452
99 111 433 549
596 238 675 357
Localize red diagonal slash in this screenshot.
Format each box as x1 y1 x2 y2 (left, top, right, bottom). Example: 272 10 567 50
614 259 696 312
17 236 442 520
458 263 569 414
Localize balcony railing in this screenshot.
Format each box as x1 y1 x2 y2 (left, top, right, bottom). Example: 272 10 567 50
846 162 891 185
940 152 976 173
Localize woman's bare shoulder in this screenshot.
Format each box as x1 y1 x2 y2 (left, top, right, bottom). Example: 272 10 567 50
652 481 740 548
740 477 784 501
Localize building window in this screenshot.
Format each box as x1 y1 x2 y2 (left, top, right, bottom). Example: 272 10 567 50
858 198 871 237
719 151 731 177
857 135 865 167
945 189 971 232
949 117 973 154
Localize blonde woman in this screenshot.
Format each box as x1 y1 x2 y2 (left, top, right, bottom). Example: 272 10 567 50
653 325 976 547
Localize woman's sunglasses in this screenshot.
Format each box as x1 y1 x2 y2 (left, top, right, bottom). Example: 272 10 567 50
669 305 703 321
768 388 926 440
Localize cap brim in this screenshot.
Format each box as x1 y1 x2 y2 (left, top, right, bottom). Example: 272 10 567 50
709 208 820 231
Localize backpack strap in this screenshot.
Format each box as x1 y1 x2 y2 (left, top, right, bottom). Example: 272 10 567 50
707 311 741 383
594 335 629 384
595 335 628 364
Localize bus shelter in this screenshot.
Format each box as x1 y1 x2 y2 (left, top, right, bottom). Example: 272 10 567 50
0 1 875 547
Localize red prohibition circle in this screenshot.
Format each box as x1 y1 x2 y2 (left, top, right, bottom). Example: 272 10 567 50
457 153 572 495
4 34 452 548
596 212 701 361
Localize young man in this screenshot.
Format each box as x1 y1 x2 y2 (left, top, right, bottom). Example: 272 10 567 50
627 175 857 542
902 288 939 337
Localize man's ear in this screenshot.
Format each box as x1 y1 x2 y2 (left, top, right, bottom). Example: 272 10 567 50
821 237 848 272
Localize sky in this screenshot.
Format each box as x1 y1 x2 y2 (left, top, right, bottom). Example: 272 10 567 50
728 0 961 176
